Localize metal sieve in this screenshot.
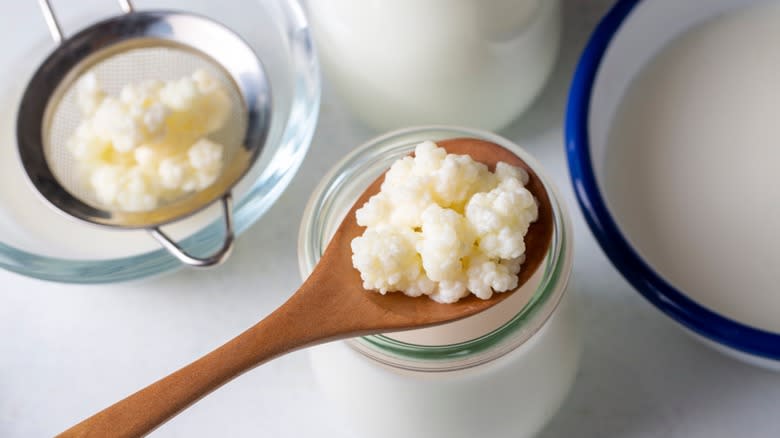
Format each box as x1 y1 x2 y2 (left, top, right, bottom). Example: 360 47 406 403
17 0 271 267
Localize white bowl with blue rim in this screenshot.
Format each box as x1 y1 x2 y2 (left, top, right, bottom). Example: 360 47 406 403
566 0 780 369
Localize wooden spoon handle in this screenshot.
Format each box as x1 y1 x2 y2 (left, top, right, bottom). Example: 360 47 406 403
58 285 331 438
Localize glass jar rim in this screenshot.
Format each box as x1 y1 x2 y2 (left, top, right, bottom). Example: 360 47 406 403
297 125 572 371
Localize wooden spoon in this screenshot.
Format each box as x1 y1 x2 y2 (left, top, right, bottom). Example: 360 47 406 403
59 138 554 438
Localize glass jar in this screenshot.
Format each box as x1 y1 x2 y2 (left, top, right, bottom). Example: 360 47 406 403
298 126 580 438
307 0 561 132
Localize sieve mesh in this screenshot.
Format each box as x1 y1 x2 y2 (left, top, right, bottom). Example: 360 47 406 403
45 46 247 210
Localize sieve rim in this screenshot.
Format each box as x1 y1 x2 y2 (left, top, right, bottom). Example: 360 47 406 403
17 10 271 229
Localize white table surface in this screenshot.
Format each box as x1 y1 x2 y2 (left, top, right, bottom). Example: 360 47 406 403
3 1 780 437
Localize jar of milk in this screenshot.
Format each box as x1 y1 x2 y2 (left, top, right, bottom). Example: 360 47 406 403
307 0 561 132
298 126 580 438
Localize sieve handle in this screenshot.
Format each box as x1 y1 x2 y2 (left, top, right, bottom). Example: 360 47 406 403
150 194 235 268
37 0 135 44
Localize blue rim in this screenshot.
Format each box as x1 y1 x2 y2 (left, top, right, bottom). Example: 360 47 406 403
565 0 780 360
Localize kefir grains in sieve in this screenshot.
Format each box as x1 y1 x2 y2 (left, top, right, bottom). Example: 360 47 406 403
351 141 539 303
66 70 230 212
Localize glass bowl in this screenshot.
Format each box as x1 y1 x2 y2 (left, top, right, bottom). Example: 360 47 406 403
0 0 319 282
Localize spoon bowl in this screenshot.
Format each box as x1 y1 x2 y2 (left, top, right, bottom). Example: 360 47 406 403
59 137 554 438
319 137 555 332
